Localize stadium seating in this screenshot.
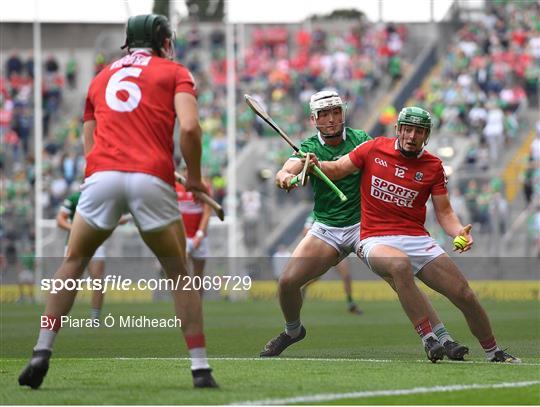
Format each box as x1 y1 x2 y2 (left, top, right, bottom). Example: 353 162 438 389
2 1 539 265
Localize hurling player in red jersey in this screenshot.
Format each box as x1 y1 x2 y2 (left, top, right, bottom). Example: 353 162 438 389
175 177 212 295
315 107 520 364
19 14 218 389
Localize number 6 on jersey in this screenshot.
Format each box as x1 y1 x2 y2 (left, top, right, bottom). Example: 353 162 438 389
105 67 142 112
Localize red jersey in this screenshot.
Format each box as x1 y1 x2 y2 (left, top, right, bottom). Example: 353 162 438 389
83 50 197 186
176 182 204 238
349 137 447 239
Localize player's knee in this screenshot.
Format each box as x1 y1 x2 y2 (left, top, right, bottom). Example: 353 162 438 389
382 276 397 291
60 256 87 278
457 283 477 305
385 258 413 282
278 272 301 292
278 274 293 291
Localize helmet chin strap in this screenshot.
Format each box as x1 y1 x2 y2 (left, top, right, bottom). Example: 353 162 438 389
398 142 421 157
316 122 345 138
396 137 427 158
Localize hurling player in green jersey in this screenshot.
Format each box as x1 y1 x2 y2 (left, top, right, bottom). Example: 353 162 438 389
57 191 130 323
57 191 106 323
302 210 363 315
260 91 469 362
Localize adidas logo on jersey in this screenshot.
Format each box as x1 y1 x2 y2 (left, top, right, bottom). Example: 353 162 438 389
374 157 388 167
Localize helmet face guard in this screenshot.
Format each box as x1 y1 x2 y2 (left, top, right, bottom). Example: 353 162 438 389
309 90 346 137
122 14 174 59
396 106 432 154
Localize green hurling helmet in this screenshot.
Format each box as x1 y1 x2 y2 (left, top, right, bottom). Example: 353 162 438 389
397 106 432 134
396 106 433 156
122 14 172 53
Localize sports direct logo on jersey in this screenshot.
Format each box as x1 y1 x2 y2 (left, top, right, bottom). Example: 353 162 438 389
370 176 419 208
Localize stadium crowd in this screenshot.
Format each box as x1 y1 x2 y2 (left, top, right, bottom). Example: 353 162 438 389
1 52 67 276
178 19 410 195
409 0 538 168
1 17 409 258
526 122 540 256
404 0 540 254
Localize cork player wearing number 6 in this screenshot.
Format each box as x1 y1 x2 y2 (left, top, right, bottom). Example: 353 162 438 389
314 106 520 363
19 14 218 389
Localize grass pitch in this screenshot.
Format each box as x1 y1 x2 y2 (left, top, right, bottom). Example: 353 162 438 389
1 298 539 404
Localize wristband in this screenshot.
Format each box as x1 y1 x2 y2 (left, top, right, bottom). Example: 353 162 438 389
195 230 205 239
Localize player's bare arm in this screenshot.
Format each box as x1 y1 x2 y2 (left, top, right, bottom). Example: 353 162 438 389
83 120 96 155
276 158 303 191
175 92 206 194
56 210 72 232
198 200 212 234
194 199 212 248
432 194 473 252
318 155 358 181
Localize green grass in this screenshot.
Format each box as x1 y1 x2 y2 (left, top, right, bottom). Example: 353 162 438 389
1 299 539 404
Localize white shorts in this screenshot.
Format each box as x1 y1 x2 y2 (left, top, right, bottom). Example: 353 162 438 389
186 237 209 259
308 221 361 262
77 171 180 232
18 270 34 284
64 244 106 259
359 235 445 275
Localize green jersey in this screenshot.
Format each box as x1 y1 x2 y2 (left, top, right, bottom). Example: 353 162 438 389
62 191 81 222
294 127 371 227
61 191 81 242
304 211 315 229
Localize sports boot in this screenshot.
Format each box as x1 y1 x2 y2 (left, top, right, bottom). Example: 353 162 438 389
18 349 52 389
443 340 469 361
348 303 364 315
192 368 219 388
260 326 306 357
424 336 445 363
490 349 521 363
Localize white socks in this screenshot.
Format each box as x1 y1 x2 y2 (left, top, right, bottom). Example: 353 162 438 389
432 322 454 344
189 347 210 370
34 329 57 351
285 319 302 338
